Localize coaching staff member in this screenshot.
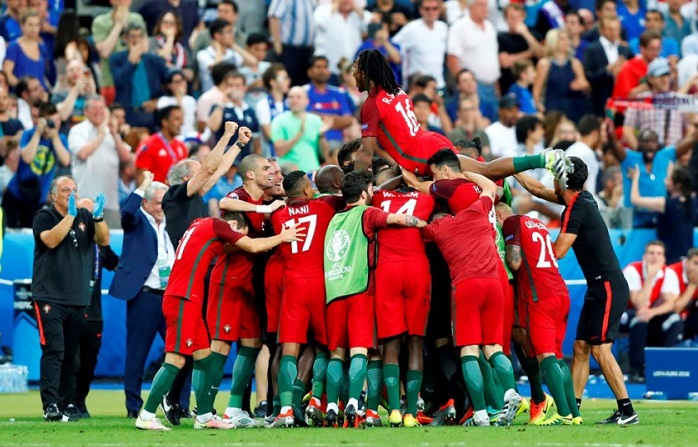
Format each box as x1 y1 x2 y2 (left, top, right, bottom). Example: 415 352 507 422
109 171 174 419
33 176 109 421
515 157 639 425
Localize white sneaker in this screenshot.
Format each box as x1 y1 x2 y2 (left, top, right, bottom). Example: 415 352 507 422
194 416 235 429
499 391 523 426
223 410 264 428
135 416 171 431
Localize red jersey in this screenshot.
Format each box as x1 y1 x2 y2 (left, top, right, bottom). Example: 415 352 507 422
422 196 499 284
430 178 482 214
372 188 435 263
270 195 345 276
669 260 698 317
135 133 188 183
225 186 267 236
501 215 568 302
166 218 244 304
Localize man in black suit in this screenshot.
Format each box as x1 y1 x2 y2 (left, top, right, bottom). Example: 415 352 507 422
583 16 633 116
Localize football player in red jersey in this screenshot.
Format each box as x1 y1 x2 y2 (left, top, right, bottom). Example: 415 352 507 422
422 172 522 427
372 167 436 427
351 50 571 179
135 213 301 431
267 171 345 428
498 203 581 425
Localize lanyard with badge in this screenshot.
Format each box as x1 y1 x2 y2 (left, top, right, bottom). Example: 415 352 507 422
157 225 172 289
156 132 179 165
90 243 99 289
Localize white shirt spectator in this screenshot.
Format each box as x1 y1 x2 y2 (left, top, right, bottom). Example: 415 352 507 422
445 0 469 25
448 16 500 84
393 16 449 89
197 86 224 139
678 54 698 88
681 32 698 56
135 189 176 290
600 36 620 64
68 119 120 212
157 95 198 136
488 0 510 32
485 121 517 158
565 141 599 194
17 98 33 130
623 263 681 307
312 4 366 76
196 47 244 92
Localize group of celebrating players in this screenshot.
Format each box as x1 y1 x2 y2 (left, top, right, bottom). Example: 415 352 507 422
133 50 637 431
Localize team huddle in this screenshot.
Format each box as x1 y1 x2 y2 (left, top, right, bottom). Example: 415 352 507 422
134 50 637 431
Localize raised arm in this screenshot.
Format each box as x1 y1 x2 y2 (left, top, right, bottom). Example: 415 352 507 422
513 172 558 204
186 122 243 197
629 165 666 212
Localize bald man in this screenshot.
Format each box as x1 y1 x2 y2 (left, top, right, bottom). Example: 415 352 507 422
315 165 344 195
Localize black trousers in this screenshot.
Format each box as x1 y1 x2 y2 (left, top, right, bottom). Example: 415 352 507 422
627 311 683 371
35 301 86 409
75 320 103 405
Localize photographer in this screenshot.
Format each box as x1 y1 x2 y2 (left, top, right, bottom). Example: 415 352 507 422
2 102 70 228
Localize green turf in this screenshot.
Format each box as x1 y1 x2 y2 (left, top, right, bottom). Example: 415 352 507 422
0 391 697 446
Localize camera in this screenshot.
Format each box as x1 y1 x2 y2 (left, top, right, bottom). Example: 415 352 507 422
45 119 56 129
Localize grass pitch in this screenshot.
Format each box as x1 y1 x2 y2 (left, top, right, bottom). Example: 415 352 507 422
0 391 697 446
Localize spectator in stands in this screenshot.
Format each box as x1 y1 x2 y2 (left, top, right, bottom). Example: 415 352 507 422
196 18 254 93
622 241 682 382
447 97 491 156
157 69 196 137
110 23 168 131
51 59 97 133
672 248 698 342
545 112 578 147
109 103 130 140
369 0 413 37
238 33 271 89
196 61 235 135
0 0 25 42
630 11 679 66
208 71 261 160
507 59 538 115
410 74 452 133
148 12 190 79
15 75 47 129
664 0 691 45
533 29 590 124
447 0 500 122
485 94 519 159
583 16 632 116
617 0 646 42
138 0 200 48
53 9 83 86
118 155 136 209
445 69 489 127
313 0 366 84
134 105 187 183
0 86 24 145
305 55 354 152
581 0 621 42
566 10 588 61
565 114 601 194
271 86 330 172
255 63 290 157
69 95 132 228
0 141 19 199
596 165 626 227
392 0 446 90
192 0 239 54
3 102 70 228
3 9 50 90
613 30 662 100
623 58 687 150
497 3 544 95
356 16 402 86
534 0 569 38
268 0 315 87
630 166 697 264
412 93 446 135
203 165 242 217
92 0 147 105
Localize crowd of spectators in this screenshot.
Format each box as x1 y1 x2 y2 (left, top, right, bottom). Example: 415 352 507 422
0 0 696 248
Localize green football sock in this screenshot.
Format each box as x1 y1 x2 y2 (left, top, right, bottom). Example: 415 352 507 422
405 370 423 416
227 346 259 408
278 355 297 408
366 360 382 411
143 363 180 413
521 355 546 404
383 363 401 412
559 359 581 418
193 356 214 415
478 352 503 411
540 356 571 417
272 395 281 417
326 358 344 405
292 379 306 408
513 153 546 172
348 354 368 401
461 355 486 411
311 351 329 398
488 351 517 392
341 363 350 402
208 352 228 403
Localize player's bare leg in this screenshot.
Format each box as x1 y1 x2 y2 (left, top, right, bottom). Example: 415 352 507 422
572 340 591 404
254 345 269 416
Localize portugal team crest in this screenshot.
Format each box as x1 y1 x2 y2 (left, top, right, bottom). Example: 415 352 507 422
223 324 231 333
326 230 350 262
43 304 51 314
78 222 86 232
186 338 193 348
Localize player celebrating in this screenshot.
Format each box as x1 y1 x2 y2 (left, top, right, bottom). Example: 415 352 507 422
422 172 522 427
497 203 581 425
351 49 571 180
267 171 345 428
372 167 436 427
135 214 301 431
515 157 639 425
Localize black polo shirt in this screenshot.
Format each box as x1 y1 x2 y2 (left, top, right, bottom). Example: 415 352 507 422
32 207 95 306
163 180 208 247
497 29 542 94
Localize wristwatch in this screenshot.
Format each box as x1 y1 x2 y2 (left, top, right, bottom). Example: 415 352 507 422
236 141 246 149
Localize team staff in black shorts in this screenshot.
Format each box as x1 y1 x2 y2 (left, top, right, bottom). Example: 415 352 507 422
514 156 639 426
